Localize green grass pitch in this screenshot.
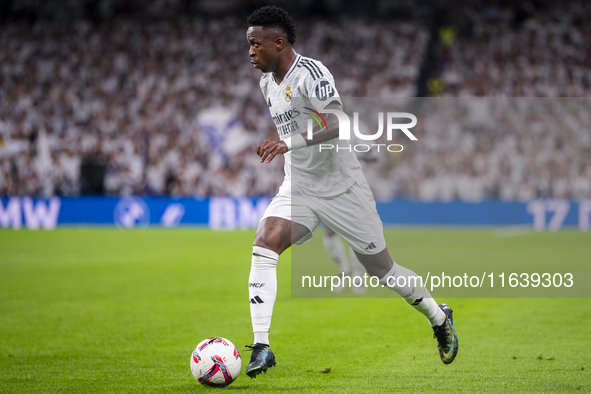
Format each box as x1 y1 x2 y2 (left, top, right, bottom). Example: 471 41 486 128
0 228 589 393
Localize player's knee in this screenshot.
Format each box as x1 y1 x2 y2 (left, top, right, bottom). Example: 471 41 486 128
354 248 392 279
253 220 290 255
253 238 275 252
253 234 283 255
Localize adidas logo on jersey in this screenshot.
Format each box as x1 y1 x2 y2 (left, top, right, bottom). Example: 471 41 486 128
364 242 376 251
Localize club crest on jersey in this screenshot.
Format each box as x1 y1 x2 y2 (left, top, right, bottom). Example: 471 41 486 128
285 86 292 102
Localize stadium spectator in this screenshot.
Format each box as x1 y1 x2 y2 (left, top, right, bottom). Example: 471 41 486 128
0 2 589 201
0 17 426 197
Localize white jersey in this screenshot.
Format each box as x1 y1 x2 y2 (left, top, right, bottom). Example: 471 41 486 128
259 54 366 197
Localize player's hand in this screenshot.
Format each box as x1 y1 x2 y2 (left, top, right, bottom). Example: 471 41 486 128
256 140 288 163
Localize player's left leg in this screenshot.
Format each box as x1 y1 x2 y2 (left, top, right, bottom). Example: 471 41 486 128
353 248 445 324
316 182 458 364
353 249 458 364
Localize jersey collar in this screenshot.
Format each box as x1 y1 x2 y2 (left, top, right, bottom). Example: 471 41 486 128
273 53 301 86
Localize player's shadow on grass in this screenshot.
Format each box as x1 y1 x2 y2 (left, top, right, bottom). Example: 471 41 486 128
181 383 337 391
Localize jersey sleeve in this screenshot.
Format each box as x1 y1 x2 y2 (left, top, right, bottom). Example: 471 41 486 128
299 60 342 112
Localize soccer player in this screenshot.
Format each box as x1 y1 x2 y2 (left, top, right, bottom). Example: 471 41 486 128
244 6 458 378
323 226 366 293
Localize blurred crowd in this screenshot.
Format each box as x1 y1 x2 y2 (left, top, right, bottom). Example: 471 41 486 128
437 1 591 97
0 1 590 201
363 99 591 202
0 16 427 197
0 17 272 197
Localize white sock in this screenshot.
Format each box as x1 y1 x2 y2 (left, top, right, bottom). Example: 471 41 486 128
249 246 279 345
323 234 350 274
379 262 446 327
254 332 269 345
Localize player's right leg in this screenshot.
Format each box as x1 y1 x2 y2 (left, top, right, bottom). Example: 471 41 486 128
246 216 310 378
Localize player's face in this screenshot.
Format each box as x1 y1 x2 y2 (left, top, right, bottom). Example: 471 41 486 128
246 26 279 74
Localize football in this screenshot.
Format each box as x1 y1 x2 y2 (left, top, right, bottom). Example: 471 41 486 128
190 337 242 387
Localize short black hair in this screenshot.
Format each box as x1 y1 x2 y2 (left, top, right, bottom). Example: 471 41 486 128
247 6 296 45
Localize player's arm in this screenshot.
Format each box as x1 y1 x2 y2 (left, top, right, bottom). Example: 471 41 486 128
257 101 342 163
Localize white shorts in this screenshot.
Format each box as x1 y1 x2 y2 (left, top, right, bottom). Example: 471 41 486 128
260 180 386 255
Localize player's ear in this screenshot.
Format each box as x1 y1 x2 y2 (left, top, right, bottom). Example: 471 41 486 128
275 37 284 52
